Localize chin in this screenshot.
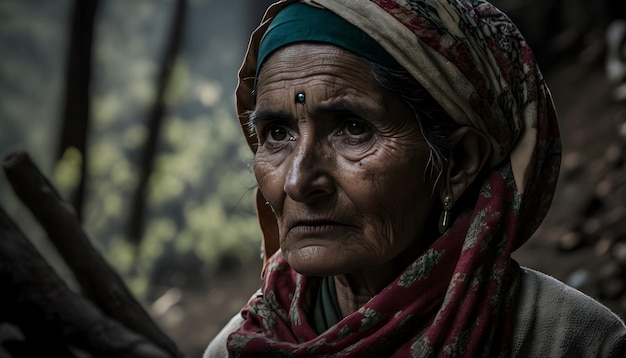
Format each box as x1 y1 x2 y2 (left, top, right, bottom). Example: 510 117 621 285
284 247 357 277
293 264 344 277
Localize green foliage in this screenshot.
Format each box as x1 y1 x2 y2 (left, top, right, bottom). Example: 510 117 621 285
0 0 264 298
164 57 190 106
53 147 83 197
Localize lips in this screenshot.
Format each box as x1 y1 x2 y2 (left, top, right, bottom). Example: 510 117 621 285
291 220 338 230
286 218 354 236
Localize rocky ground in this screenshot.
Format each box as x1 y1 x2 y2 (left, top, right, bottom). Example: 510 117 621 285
153 49 626 358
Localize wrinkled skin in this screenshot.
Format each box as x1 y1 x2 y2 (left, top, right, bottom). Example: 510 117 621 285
252 44 437 311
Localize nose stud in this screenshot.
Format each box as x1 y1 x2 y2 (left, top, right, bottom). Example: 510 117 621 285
295 92 305 104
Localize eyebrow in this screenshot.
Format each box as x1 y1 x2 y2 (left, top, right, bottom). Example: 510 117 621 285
317 100 374 115
248 109 293 126
248 96 381 127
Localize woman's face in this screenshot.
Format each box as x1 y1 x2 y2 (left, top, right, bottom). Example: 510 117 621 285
252 43 436 277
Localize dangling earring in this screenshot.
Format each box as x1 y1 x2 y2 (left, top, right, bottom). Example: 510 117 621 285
438 194 454 234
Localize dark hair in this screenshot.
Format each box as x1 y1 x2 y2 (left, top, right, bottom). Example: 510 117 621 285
368 60 459 186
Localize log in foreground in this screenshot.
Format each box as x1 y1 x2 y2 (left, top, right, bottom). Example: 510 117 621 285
0 207 171 358
2 150 181 357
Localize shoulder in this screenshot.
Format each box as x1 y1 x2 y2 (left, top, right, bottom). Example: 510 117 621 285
204 289 262 358
204 313 245 358
512 267 626 357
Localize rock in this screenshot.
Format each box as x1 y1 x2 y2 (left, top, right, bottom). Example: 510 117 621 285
594 235 613 256
582 218 602 237
558 230 584 251
605 143 624 168
595 177 613 198
599 261 622 280
613 242 626 264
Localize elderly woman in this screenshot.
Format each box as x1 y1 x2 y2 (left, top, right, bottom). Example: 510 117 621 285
207 0 626 356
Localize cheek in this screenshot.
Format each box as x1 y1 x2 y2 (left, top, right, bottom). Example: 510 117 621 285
252 154 285 217
252 156 268 184
253 156 283 205
357 151 434 245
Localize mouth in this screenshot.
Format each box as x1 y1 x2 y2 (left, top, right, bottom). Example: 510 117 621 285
287 219 352 236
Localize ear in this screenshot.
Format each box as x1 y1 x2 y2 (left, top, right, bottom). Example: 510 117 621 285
442 126 492 202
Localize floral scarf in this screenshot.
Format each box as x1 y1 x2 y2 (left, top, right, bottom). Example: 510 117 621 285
229 0 561 356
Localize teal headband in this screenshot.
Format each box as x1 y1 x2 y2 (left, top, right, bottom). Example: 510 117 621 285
256 2 398 82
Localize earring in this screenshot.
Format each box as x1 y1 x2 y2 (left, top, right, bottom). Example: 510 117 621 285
438 194 454 234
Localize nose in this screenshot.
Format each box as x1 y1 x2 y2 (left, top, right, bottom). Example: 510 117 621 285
283 138 335 203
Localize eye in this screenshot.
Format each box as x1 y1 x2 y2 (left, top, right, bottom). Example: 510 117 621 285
267 126 288 141
259 123 295 149
344 120 367 136
337 119 372 140
331 117 376 160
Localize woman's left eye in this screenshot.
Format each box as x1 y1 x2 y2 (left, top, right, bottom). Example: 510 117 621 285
337 119 371 139
344 120 367 135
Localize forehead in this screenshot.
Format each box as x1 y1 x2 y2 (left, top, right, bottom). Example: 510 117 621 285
255 43 383 105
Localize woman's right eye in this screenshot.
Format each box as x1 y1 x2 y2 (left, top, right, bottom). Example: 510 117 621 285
267 126 288 142
259 123 294 148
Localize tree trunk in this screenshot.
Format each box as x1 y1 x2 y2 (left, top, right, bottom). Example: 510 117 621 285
57 0 99 220
126 0 188 246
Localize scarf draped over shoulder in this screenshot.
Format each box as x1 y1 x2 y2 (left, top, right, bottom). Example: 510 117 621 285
230 0 561 356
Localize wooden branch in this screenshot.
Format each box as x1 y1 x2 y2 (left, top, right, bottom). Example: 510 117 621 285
0 206 171 358
2 151 182 357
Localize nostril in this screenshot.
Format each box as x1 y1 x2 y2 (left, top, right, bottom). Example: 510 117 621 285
283 141 335 202
284 168 335 203
309 188 330 198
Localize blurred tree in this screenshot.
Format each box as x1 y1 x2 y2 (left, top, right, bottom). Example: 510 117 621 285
127 0 187 246
57 0 99 220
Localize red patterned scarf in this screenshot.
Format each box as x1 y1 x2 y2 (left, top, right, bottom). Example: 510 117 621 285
229 0 561 356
